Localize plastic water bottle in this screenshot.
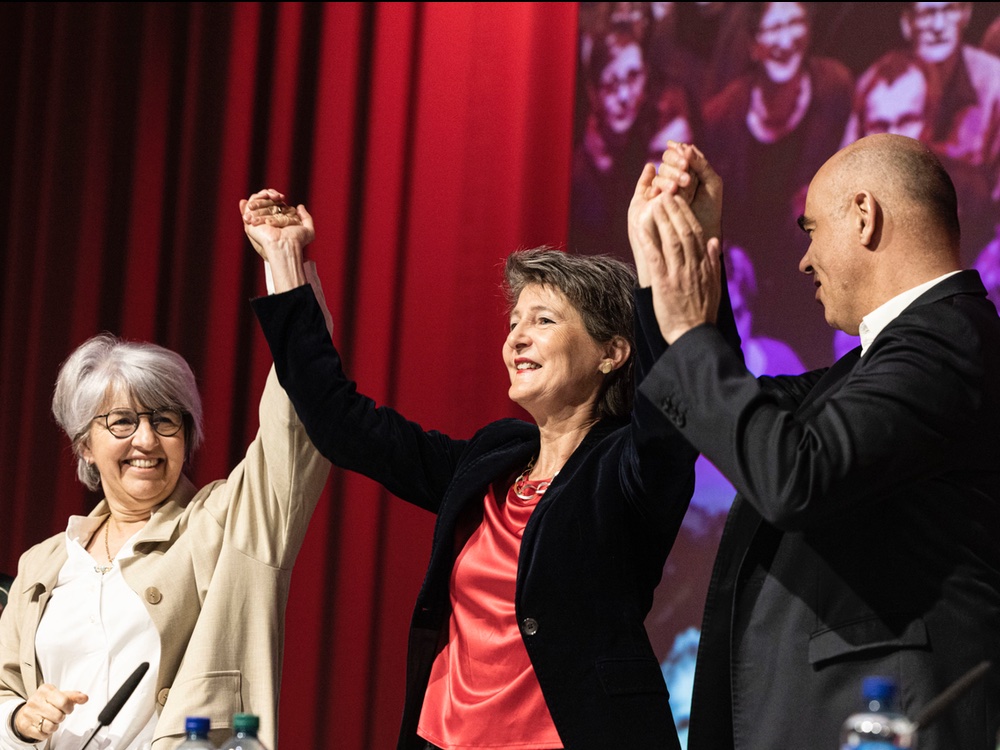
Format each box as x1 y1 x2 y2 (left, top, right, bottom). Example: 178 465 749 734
218 713 268 750
839 676 915 749
178 716 216 749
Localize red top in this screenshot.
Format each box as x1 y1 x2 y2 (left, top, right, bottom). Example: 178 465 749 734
417 477 563 749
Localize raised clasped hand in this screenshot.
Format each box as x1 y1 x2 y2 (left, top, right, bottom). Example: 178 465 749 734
639 190 722 345
629 140 712 286
651 140 722 244
239 188 315 263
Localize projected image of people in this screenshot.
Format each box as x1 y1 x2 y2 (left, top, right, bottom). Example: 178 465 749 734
853 1 1000 262
571 6 694 263
975 225 1000 309
699 2 854 361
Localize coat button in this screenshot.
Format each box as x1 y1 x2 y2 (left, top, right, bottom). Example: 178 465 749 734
521 617 539 636
157 688 169 706
145 587 162 604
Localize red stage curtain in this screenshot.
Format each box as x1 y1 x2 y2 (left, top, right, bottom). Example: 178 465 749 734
0 3 579 746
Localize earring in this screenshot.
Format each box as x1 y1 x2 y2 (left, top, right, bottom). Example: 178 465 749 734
599 360 613 374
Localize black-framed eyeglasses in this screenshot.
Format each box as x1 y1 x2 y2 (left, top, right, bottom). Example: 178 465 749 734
93 408 185 438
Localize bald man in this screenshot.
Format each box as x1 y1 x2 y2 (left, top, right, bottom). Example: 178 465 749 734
630 135 1000 749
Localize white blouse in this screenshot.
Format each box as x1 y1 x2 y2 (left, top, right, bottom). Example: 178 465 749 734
27 515 160 749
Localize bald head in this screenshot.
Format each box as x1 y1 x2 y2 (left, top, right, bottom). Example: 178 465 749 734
828 133 961 253
798 134 962 334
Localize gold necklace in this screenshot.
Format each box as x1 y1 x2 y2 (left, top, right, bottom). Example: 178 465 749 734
94 520 114 575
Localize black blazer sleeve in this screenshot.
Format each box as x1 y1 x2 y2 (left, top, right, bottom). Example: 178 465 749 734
638 273 1000 530
252 285 467 513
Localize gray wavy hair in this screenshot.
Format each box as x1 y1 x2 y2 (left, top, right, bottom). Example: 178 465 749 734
503 247 637 419
51 333 204 490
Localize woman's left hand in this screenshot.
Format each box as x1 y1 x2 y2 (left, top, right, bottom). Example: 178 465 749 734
239 189 315 263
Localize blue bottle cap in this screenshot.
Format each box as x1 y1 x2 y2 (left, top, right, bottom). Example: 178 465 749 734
862 676 897 704
185 716 211 734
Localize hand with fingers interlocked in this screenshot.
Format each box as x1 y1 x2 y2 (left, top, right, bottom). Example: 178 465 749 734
632 141 724 345
239 188 315 293
628 140 722 287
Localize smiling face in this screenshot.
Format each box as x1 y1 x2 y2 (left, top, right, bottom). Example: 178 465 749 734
81 390 186 514
595 41 647 135
863 65 928 139
504 283 608 421
754 2 809 84
796 160 869 335
903 2 970 64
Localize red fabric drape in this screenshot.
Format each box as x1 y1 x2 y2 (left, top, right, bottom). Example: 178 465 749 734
0 3 578 747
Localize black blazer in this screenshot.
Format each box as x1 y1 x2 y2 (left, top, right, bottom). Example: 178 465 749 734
253 284 720 749
640 270 1000 749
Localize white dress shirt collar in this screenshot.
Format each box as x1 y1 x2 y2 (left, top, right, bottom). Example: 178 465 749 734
858 271 961 356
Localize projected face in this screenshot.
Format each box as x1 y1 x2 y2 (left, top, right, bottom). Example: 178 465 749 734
596 41 647 135
754 2 809 84
902 2 971 64
863 65 928 139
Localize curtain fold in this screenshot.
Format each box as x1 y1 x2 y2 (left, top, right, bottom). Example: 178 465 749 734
0 3 579 746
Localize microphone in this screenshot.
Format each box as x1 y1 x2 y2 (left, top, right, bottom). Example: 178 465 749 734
81 662 150 749
911 659 992 732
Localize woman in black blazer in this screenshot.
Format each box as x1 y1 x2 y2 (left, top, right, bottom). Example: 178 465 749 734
240 180 734 749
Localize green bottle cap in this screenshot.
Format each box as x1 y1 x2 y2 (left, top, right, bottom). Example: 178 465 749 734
232 713 260 735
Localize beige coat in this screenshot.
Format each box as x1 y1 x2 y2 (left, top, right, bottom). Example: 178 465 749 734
0 367 331 749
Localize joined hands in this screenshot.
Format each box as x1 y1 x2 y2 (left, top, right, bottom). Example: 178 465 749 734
239 188 315 265
628 141 724 344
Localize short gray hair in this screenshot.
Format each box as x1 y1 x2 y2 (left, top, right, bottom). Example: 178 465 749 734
503 247 637 419
52 333 204 490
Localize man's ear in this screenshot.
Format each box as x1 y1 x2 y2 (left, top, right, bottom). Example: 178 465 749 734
854 190 879 248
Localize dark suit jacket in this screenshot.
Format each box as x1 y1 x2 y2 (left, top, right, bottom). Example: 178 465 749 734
640 270 1000 749
252 285 708 749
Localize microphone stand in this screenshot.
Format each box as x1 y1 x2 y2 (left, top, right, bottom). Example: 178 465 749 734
80 662 150 750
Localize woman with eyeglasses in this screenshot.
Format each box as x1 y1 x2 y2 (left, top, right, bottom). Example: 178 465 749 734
0 326 331 748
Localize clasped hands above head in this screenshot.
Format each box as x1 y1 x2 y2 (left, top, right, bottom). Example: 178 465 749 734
237 188 317 295
238 188 316 274
240 188 302 228
630 140 724 345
